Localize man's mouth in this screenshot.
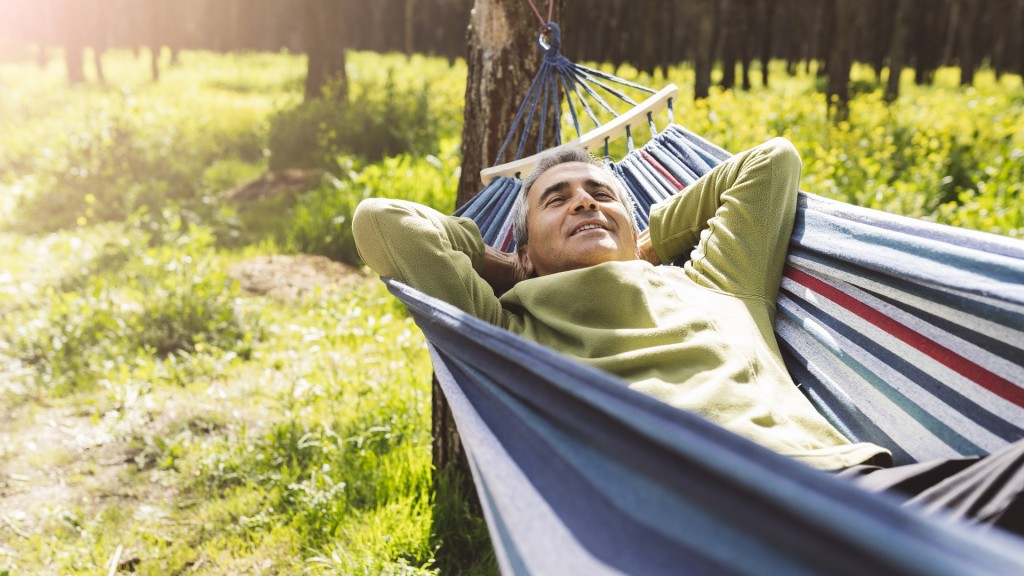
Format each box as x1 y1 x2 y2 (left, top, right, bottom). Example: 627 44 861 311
571 223 606 236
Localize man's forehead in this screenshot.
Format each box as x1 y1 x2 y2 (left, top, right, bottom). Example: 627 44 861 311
528 162 615 197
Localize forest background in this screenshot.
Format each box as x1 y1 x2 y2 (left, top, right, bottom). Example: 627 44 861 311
0 0 1022 574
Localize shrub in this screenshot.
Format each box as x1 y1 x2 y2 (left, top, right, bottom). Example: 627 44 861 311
3 216 256 395
268 69 441 171
279 150 460 266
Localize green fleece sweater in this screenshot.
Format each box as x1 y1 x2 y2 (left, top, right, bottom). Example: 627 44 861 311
353 138 890 470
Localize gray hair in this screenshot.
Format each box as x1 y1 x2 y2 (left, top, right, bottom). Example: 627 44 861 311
512 145 636 248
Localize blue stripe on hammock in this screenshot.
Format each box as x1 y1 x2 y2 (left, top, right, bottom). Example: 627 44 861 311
793 195 1024 305
444 354 745 575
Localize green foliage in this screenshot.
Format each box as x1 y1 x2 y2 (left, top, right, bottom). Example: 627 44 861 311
3 214 256 395
0 50 274 235
661 64 1024 237
281 149 461 265
268 54 465 171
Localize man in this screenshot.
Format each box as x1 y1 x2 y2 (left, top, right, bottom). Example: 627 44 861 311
353 138 1023 535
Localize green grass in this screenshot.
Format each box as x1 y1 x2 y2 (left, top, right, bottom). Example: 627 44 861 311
0 47 1021 574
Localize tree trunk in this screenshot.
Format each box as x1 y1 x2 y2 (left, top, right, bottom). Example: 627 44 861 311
455 0 563 207
1018 0 1024 77
693 0 717 99
66 45 85 83
304 0 348 102
958 0 981 86
93 48 105 85
885 0 911 102
444 0 563 568
61 0 86 83
761 0 777 87
816 0 834 78
404 0 417 56
151 45 160 81
738 0 755 91
826 0 855 119
719 0 737 90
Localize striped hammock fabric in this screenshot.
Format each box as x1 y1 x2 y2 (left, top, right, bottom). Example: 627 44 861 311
386 126 1024 574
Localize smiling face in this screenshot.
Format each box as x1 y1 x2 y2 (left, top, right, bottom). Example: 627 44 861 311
518 162 638 277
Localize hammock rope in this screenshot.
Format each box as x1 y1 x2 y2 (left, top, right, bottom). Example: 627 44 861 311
494 19 659 167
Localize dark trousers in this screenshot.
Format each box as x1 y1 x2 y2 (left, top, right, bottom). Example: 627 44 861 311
838 439 1024 537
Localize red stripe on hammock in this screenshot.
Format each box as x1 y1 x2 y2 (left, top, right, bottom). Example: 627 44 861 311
785 265 1024 408
640 150 685 191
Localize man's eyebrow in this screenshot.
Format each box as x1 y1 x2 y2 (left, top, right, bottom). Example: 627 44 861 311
537 181 570 204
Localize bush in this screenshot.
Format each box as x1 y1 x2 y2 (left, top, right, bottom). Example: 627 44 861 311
3 216 256 395
268 70 440 171
279 150 460 265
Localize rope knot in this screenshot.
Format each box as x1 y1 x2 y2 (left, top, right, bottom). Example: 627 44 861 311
539 21 561 55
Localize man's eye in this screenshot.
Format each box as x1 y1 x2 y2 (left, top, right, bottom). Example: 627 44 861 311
546 196 565 206
594 191 613 199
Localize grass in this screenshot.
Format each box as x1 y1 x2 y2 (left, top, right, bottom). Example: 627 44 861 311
0 46 1021 574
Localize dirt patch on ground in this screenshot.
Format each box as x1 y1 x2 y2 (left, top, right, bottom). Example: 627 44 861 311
0 402 159 544
224 170 322 203
229 254 370 301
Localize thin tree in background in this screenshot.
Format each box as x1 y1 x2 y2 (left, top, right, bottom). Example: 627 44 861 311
61 0 86 83
885 0 911 102
304 0 348 101
693 0 717 99
760 0 777 88
826 0 855 120
957 0 982 87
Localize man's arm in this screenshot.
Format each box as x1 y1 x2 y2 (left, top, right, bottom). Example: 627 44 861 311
352 198 513 326
647 137 801 302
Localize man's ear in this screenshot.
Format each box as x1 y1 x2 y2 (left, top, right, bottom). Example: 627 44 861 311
517 246 536 277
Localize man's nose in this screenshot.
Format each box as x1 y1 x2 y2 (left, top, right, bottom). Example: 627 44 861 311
571 190 597 212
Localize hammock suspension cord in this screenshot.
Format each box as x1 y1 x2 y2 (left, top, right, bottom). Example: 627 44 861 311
492 17 658 167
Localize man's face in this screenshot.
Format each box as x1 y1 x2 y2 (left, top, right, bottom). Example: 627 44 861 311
518 162 638 276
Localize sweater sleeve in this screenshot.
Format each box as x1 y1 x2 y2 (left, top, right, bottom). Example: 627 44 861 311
648 137 801 303
352 198 509 327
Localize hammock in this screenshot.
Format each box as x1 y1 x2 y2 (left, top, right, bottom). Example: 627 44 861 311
386 125 1024 574
385 20 1024 575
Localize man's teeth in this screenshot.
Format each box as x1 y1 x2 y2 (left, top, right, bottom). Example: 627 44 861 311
574 224 602 235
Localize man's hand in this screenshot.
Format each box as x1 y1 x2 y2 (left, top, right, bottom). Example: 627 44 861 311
481 246 531 295
636 228 662 266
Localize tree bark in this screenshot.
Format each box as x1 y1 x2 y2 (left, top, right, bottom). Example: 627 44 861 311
304 0 348 102
93 48 105 84
61 0 86 83
719 0 738 90
456 0 563 207
885 0 911 102
442 0 564 568
761 0 777 88
826 0 855 119
693 0 717 100
958 0 981 86
404 0 417 56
